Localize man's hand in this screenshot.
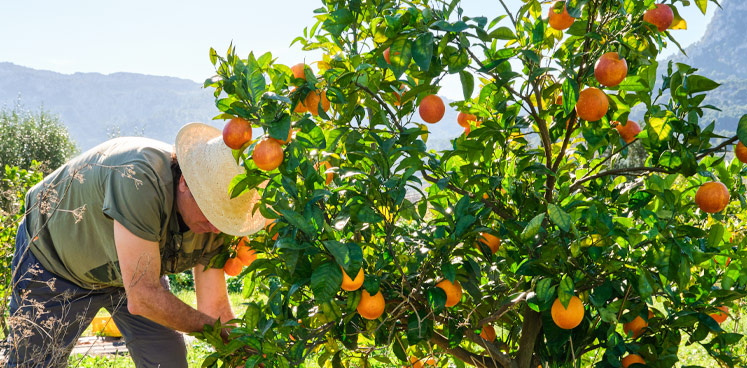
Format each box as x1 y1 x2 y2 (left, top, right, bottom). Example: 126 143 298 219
114 220 219 333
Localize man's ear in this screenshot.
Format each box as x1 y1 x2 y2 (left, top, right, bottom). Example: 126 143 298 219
178 175 189 193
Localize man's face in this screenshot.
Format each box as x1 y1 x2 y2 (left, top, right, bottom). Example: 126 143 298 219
176 175 221 234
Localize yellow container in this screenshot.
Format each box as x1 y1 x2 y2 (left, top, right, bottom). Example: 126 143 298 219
90 316 122 337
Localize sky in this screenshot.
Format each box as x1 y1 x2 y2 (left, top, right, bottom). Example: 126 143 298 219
0 0 716 101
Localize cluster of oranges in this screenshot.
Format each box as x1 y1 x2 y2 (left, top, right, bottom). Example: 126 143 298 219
223 237 257 276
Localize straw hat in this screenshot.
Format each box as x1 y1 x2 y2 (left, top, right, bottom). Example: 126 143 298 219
175 122 265 236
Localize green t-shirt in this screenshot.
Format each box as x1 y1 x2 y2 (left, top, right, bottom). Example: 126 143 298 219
24 137 225 289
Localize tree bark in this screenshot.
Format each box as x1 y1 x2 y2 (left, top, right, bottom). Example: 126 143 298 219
516 305 543 368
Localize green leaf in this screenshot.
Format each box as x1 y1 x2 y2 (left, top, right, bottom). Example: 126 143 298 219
278 208 317 236
707 224 725 249
548 203 571 232
228 174 264 199
637 271 653 299
243 303 261 330
617 76 650 92
310 262 343 302
521 213 545 241
647 116 673 143
427 287 447 311
562 78 579 116
489 26 515 40
685 75 720 94
389 38 413 78
737 115 747 146
536 278 555 305
696 0 707 14
411 32 434 71
459 71 475 100
558 275 575 308
269 115 292 142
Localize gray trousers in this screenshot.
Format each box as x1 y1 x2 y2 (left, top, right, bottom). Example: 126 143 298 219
3 221 188 368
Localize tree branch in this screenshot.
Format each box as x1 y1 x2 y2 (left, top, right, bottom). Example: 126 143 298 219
420 170 514 220
476 291 528 327
569 166 674 192
516 305 542 368
696 135 738 160
430 331 514 368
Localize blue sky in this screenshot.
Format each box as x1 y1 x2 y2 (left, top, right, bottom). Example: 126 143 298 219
0 0 716 100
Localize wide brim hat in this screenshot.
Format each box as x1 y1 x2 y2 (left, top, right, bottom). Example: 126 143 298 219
175 122 265 236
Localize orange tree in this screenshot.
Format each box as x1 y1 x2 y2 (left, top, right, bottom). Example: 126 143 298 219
195 0 747 367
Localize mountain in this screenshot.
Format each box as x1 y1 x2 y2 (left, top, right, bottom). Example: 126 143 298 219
660 0 747 134
0 62 219 150
0 62 464 152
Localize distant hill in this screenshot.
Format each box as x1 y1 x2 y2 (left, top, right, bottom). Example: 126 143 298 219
0 62 464 151
659 0 746 134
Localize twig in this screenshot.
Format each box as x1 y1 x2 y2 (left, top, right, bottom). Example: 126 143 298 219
696 135 738 160
569 166 674 192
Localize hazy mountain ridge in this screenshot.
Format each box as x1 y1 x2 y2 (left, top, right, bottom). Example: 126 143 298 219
659 0 747 134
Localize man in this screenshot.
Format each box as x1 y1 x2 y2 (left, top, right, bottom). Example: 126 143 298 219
4 122 264 367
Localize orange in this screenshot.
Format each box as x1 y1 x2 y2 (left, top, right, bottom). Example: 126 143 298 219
477 232 501 254
551 296 584 329
222 117 252 150
694 181 730 213
304 90 331 116
479 324 496 341
419 95 445 124
463 126 471 137
594 52 628 87
341 267 364 291
613 120 642 144
547 1 575 31
384 47 391 64
457 112 477 128
435 279 463 307
224 257 244 276
555 94 563 105
710 306 729 324
357 289 385 320
253 138 284 171
291 63 307 80
735 142 747 164
621 354 645 368
623 313 649 339
236 237 257 267
405 356 424 368
643 4 673 32
575 87 609 122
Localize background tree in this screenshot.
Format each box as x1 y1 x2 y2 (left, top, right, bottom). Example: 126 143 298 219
195 0 746 367
0 102 78 175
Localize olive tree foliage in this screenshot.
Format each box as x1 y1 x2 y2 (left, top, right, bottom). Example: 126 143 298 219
195 0 746 367
0 103 78 175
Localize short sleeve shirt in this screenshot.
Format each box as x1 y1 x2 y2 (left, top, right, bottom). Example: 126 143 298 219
24 137 225 289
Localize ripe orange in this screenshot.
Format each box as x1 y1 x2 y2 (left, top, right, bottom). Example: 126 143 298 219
223 257 244 276
643 4 673 32
384 47 391 64
236 237 257 267
435 279 463 307
222 117 252 150
304 90 330 117
710 306 729 324
735 142 747 163
357 289 385 320
548 1 575 31
594 52 628 87
694 181 730 213
419 95 445 124
621 354 645 368
406 356 424 368
623 313 649 339
613 120 642 144
555 94 563 105
253 138 284 171
477 232 501 254
479 324 496 341
341 267 364 291
291 63 307 80
575 87 609 122
457 112 477 128
551 296 584 329
463 126 471 137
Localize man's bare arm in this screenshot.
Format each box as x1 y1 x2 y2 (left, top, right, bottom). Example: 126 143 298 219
114 220 216 333
194 264 235 322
